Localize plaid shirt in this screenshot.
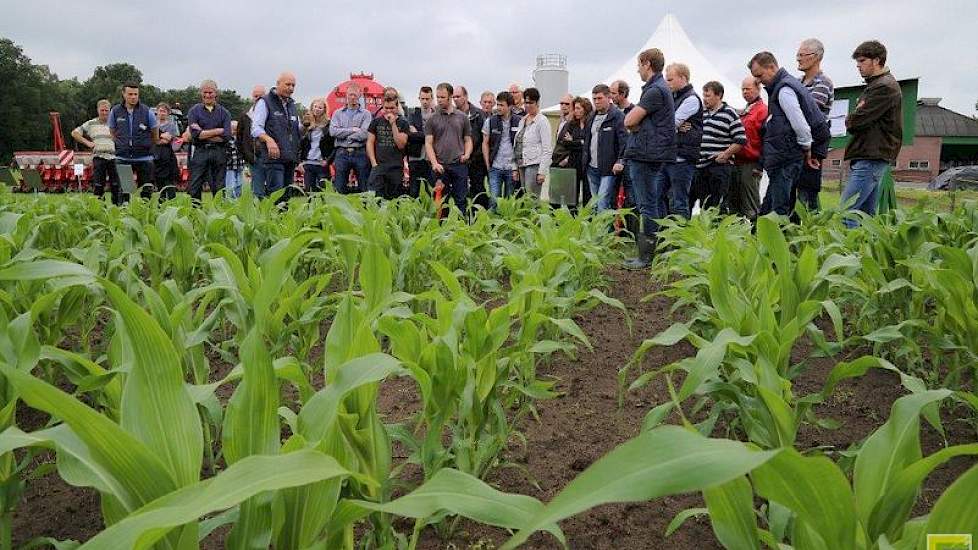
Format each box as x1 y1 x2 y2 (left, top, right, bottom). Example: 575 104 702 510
226 137 244 171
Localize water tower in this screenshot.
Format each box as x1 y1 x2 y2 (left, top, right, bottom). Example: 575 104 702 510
532 53 568 109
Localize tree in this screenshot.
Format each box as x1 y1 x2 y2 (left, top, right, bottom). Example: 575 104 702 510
0 35 252 163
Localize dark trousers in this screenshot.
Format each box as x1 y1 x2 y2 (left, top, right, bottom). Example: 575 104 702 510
333 148 370 194
791 163 822 217
728 163 762 220
368 164 404 200
655 161 695 220
436 163 469 210
628 160 666 238
408 159 432 198
579 165 592 207
760 160 803 217
250 162 266 198
154 145 179 201
263 161 296 203
467 162 490 209
691 163 733 212
92 156 121 205
189 145 227 201
117 158 155 200
302 162 328 192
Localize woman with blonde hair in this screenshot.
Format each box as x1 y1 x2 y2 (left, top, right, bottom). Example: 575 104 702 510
299 97 334 192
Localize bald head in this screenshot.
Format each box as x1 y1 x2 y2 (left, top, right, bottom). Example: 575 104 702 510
251 85 266 103
276 72 296 98
741 76 761 103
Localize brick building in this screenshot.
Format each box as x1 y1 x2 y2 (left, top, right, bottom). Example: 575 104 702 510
824 79 978 183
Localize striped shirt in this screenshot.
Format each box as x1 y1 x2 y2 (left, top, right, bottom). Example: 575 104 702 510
697 102 746 168
803 71 834 115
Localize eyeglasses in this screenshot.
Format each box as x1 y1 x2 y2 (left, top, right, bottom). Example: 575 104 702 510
559 102 571 106
796 52 816 59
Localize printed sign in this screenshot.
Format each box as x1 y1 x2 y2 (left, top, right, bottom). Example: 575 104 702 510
928 534 973 550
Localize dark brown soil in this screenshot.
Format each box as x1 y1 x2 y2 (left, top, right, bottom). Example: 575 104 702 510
11 267 976 549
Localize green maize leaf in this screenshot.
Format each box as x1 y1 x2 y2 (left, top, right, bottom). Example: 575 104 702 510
18 537 80 550
707 237 745 328
853 390 952 527
0 424 122 498
222 327 281 549
502 426 778 549
665 507 709 536
0 259 96 282
223 328 280 463
549 317 592 350
0 365 177 512
348 467 564 542
630 322 693 362
862 320 926 344
101 280 204 489
703 476 761 550
751 448 857 550
755 385 796 448
923 463 978 542
254 232 317 331
678 329 755 402
79 450 352 550
298 353 405 443
868 444 978 541
756 217 791 275
0 311 39 372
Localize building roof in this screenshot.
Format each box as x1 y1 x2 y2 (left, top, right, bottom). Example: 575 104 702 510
916 98 978 137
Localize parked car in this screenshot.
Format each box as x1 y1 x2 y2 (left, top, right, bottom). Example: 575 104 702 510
928 165 978 191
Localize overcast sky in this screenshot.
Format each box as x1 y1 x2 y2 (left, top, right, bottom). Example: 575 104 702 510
3 0 976 115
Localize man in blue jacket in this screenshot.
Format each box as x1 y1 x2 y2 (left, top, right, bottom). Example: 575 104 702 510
623 48 677 269
582 84 627 212
108 81 160 200
749 51 828 217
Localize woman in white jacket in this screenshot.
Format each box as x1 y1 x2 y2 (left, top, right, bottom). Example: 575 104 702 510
512 87 553 198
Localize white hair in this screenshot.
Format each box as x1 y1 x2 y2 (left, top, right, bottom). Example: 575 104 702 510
800 38 825 60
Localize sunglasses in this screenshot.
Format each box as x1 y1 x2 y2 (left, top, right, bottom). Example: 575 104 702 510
559 102 571 106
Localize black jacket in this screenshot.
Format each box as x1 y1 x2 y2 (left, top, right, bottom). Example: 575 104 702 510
236 111 256 165
299 122 335 163
553 120 585 173
461 103 486 165
582 107 628 176
844 70 903 162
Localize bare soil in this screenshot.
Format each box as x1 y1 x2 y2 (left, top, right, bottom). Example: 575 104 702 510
12 267 976 549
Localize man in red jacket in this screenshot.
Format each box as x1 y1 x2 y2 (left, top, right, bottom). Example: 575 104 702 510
729 76 767 220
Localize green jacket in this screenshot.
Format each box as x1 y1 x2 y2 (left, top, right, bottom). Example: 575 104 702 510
844 70 903 162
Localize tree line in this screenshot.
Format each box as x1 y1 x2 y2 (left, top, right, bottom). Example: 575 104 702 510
0 36 250 164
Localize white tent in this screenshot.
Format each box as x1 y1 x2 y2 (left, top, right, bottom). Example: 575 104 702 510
545 14 742 112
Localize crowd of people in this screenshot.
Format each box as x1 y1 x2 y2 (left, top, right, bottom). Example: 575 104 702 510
70 36 903 267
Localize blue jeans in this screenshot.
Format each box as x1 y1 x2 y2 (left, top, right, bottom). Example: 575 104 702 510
225 168 243 199
333 148 370 193
586 165 617 212
488 167 515 208
655 161 695 219
436 163 469 210
760 160 803 216
302 162 328 192
628 160 665 238
842 159 887 227
263 162 295 197
250 162 266 198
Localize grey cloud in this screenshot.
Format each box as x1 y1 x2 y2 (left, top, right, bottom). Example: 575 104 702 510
2 0 976 114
